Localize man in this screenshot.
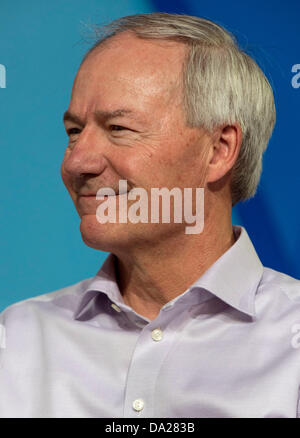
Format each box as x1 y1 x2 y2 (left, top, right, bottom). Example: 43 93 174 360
0 12 299 418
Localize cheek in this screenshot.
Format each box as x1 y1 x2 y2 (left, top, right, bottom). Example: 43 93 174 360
109 151 150 187
126 153 177 188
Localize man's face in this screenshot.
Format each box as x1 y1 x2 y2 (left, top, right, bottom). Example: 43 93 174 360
61 32 212 253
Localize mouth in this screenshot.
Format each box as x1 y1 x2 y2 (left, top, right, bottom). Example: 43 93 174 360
79 192 129 199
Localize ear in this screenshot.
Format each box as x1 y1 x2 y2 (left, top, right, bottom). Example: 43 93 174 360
206 123 242 183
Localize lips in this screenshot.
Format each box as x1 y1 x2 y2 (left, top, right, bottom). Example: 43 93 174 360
79 180 130 198
79 192 129 197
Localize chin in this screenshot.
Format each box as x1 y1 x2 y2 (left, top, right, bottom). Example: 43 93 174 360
79 214 133 253
79 214 185 253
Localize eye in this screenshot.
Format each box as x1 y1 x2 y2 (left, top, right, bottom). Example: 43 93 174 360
67 127 81 136
109 124 128 131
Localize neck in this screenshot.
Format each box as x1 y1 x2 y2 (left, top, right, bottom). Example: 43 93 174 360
115 201 235 321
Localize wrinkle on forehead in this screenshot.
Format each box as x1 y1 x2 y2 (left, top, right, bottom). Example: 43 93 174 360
67 32 190 134
77 31 187 100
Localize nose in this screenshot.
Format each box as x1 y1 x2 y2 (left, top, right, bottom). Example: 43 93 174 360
62 126 107 178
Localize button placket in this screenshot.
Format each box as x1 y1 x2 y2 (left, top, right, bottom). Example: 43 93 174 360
123 310 181 417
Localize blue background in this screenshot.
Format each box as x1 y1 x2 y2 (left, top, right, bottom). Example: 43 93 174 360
0 0 299 310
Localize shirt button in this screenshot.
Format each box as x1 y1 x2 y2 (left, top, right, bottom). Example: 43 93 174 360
132 398 144 412
151 328 163 341
111 303 121 313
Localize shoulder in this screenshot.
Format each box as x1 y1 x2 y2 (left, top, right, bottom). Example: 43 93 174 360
255 267 300 320
0 276 94 334
260 267 300 302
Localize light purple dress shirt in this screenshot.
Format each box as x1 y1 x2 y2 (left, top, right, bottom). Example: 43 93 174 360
1 226 300 418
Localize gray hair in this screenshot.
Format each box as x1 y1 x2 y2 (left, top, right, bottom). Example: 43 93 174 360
83 12 276 206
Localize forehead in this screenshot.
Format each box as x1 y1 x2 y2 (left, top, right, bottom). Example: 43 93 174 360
69 32 187 117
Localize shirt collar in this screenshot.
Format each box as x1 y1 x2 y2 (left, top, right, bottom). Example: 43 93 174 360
187 226 263 318
73 253 124 321
74 226 263 321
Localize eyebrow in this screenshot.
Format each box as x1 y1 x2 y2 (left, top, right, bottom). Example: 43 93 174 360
63 109 135 125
